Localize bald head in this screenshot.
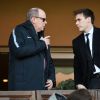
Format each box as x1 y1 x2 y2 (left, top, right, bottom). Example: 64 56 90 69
27 8 46 21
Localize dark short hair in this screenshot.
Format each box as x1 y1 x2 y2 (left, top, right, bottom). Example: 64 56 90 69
73 8 95 24
67 89 92 100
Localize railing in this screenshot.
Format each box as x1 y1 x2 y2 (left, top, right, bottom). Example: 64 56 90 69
0 91 36 100
0 46 74 59
36 90 73 100
0 90 100 100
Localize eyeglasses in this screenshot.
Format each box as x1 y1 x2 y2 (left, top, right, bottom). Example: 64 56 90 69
36 17 46 22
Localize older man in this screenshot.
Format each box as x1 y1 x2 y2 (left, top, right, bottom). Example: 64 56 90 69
8 8 56 90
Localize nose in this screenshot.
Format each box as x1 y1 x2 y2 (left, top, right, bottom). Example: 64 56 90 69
45 20 47 24
76 21 78 25
76 21 79 26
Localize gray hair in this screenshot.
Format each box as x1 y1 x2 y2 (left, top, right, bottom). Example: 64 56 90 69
27 8 39 20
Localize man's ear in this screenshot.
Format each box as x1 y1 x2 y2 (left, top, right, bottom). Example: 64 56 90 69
31 17 35 23
87 17 91 23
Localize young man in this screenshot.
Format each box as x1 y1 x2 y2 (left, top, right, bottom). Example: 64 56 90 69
8 8 56 90
73 8 100 89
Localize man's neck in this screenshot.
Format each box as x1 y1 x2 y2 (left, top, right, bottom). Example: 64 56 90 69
85 24 93 33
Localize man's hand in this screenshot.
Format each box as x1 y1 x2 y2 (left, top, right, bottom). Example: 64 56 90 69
76 84 87 89
40 36 50 49
45 79 53 90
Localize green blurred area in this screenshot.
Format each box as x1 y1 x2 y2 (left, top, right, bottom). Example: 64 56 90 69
55 66 73 74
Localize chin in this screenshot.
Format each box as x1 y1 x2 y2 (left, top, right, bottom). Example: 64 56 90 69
79 28 83 32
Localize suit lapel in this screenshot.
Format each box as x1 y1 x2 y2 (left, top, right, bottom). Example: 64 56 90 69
92 27 100 63
79 33 87 55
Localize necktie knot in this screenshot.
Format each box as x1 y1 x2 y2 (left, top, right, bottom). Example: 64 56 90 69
85 33 89 38
85 33 90 43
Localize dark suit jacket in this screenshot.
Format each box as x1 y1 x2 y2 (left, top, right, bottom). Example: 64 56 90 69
8 20 56 90
72 27 100 88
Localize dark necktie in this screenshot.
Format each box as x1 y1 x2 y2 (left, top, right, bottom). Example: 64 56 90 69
85 33 91 56
85 33 95 71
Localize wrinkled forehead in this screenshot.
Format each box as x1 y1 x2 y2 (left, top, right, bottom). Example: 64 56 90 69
38 9 46 18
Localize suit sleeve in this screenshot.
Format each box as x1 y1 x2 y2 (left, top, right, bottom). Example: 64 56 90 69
9 26 46 58
72 40 83 87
